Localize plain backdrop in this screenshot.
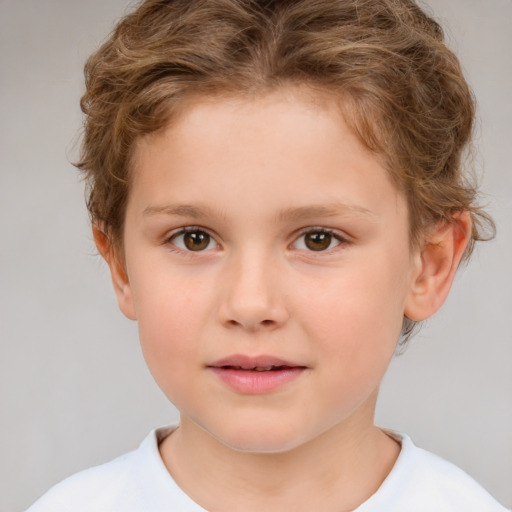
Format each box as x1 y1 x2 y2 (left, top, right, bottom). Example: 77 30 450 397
0 0 511 510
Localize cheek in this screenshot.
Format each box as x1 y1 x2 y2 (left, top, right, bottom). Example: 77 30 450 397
131 273 212 385
296 264 406 413
297 255 408 359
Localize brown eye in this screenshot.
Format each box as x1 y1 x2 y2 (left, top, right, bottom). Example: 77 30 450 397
304 232 333 251
170 229 216 252
183 231 211 251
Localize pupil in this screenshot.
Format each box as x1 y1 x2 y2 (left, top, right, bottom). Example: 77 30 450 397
184 231 209 251
305 232 331 251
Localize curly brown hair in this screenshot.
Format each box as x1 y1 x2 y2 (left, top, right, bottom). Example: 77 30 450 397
78 0 494 339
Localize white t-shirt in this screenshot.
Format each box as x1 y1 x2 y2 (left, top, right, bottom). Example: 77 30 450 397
27 426 509 512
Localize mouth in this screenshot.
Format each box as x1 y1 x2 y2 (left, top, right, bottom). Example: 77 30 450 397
217 365 294 372
207 355 307 394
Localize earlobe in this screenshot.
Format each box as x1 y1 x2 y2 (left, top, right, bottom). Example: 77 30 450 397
92 225 137 321
404 211 471 322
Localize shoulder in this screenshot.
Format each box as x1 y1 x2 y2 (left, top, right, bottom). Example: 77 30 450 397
26 445 141 511
357 431 509 512
409 443 507 511
25 426 199 512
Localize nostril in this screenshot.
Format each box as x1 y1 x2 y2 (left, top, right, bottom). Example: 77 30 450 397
226 318 275 329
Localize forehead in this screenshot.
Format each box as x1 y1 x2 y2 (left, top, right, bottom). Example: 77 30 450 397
129 86 404 223
133 87 343 162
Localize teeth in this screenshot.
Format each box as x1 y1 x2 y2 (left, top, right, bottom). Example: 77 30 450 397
221 365 287 371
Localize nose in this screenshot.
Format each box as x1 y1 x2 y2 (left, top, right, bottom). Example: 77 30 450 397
217 250 289 332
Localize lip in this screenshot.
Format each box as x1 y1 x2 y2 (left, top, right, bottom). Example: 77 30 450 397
207 354 307 394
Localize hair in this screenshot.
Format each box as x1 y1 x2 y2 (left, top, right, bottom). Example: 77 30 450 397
78 0 494 342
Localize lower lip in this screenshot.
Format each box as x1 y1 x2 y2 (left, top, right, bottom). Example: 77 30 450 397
209 367 306 394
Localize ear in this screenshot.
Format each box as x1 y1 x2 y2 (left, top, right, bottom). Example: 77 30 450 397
404 211 471 322
92 225 137 320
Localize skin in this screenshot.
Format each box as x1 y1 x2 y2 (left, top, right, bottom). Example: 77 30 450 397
96 86 471 511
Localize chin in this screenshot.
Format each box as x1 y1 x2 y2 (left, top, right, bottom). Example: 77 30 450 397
208 420 311 454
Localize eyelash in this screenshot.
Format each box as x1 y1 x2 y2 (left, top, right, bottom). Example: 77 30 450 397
164 226 349 254
292 227 348 253
165 226 219 253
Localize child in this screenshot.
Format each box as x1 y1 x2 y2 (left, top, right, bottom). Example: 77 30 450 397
27 0 508 510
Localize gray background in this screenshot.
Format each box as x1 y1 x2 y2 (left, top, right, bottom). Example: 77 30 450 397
0 0 510 510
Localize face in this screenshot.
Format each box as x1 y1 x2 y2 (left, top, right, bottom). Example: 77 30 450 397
115 88 420 453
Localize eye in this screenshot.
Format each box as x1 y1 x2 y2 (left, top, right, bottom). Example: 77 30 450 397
168 228 218 252
292 229 343 252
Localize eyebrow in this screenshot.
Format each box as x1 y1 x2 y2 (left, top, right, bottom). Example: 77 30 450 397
143 202 377 223
143 204 215 219
276 203 378 222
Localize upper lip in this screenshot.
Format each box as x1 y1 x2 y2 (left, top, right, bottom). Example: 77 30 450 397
207 354 306 370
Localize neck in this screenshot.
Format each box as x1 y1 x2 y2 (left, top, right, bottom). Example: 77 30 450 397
159 399 400 512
